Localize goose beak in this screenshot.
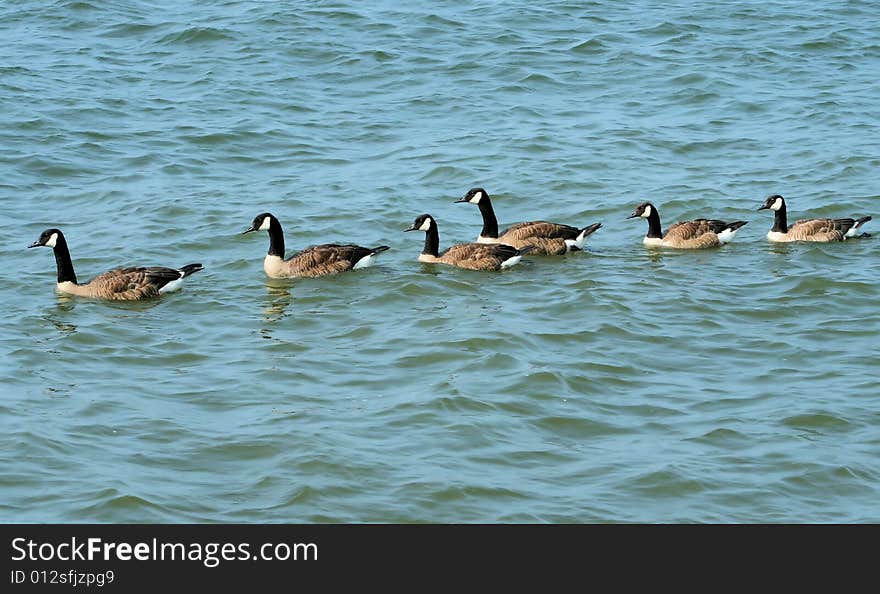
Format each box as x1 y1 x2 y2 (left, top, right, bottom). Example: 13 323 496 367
757 204 769 211
27 240 42 248
453 197 469 203
625 213 639 219
241 226 257 234
403 225 417 232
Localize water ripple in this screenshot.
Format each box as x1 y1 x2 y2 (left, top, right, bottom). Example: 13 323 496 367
1 0 878 523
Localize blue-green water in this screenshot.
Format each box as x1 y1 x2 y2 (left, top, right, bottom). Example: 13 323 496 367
1 1 878 522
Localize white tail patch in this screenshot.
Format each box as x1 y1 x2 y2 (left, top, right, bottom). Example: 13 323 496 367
716 228 739 244
352 253 376 269
565 228 592 251
159 271 190 293
500 255 523 268
159 277 184 293
845 219 869 238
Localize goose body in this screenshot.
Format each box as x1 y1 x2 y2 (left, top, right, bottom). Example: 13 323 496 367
405 214 532 270
28 228 202 300
455 188 601 255
627 202 748 249
243 213 389 278
758 194 871 242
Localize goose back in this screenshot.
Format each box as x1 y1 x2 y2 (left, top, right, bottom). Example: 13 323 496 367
496 221 586 254
784 218 852 242
662 220 726 248
61 266 202 300
435 242 524 271
266 244 389 278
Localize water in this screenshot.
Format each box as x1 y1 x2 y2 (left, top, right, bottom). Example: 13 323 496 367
1 0 878 522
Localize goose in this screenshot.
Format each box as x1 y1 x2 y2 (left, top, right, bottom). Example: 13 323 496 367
757 194 871 242
28 228 203 300
242 212 389 278
404 214 533 270
626 202 748 248
454 187 602 255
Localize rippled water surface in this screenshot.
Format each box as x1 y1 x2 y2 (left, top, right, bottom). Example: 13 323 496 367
1 1 878 522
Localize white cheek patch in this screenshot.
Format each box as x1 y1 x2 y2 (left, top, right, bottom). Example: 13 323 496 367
45 233 58 248
418 217 433 232
641 205 652 218
258 216 272 231
469 191 483 203
771 198 783 211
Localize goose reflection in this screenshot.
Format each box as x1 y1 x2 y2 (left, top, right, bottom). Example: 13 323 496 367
261 279 294 327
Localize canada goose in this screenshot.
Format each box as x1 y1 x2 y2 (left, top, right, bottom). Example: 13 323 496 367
454 187 602 255
28 228 203 300
242 212 389 278
757 194 871 242
626 202 748 248
404 214 533 271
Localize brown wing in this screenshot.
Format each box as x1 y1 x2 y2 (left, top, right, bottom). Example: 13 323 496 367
285 244 371 277
673 233 722 249
84 267 180 300
500 221 580 241
439 243 520 270
496 221 576 254
661 221 720 248
789 219 845 242
665 220 710 241
505 236 566 255
695 219 731 234
667 219 730 238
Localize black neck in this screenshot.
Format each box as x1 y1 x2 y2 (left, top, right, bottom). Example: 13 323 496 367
423 223 440 257
267 218 285 257
645 207 663 239
771 204 788 233
477 196 499 238
52 234 77 284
